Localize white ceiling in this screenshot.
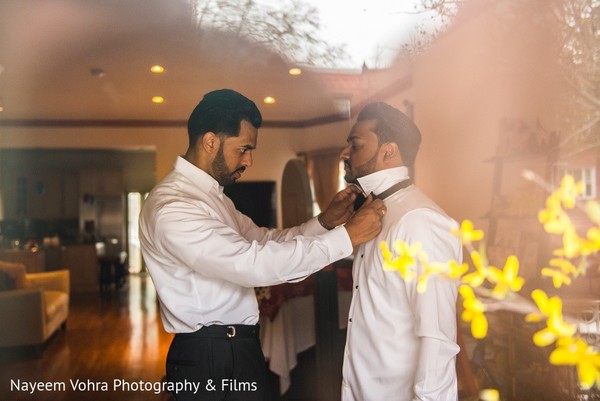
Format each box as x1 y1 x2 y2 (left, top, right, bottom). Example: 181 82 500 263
0 0 344 123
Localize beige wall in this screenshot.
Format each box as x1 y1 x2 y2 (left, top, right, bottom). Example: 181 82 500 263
0 119 353 227
396 2 565 233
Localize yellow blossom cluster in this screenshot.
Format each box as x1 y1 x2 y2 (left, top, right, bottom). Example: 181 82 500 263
381 174 600 391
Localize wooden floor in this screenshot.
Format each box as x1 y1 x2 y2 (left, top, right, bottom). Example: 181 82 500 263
0 274 175 401
0 273 333 401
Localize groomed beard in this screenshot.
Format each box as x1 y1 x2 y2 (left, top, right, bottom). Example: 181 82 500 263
344 150 378 184
211 145 235 186
211 143 245 186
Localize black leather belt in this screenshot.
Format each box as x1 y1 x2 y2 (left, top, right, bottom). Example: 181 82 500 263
178 324 260 339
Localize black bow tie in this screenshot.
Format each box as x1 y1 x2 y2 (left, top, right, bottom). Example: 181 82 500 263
353 179 413 210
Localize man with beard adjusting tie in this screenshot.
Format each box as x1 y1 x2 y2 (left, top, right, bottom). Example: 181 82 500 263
139 89 386 401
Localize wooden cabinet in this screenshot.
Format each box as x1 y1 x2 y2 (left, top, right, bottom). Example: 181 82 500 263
60 244 99 292
79 170 123 196
1 170 79 219
0 249 46 273
1 169 123 220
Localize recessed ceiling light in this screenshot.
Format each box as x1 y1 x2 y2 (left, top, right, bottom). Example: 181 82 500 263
0 106 4 112
150 65 165 74
152 96 165 104
263 96 276 104
288 67 302 76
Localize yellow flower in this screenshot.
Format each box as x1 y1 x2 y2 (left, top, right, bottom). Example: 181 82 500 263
452 220 484 245
381 241 421 281
447 260 469 279
585 227 600 253
549 257 578 274
557 175 584 209
528 290 577 347
541 257 578 288
562 227 584 258
549 337 600 390
586 200 600 226
462 251 488 287
459 285 488 339
416 260 440 293
416 260 467 293
538 194 572 235
541 267 572 288
486 255 525 299
478 389 500 401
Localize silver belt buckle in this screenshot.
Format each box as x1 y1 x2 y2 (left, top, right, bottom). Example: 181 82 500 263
226 325 236 338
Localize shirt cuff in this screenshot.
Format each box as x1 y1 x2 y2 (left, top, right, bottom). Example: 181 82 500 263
303 217 353 259
304 215 330 236
326 226 354 260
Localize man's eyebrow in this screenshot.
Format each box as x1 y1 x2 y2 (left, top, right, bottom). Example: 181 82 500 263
346 134 360 143
241 144 256 150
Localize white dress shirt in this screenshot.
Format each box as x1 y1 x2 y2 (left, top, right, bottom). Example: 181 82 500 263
139 156 353 333
342 166 462 401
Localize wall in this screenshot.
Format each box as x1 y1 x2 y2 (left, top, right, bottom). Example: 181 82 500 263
395 2 566 232
0 119 352 228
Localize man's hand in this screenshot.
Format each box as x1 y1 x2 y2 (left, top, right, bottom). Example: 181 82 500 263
344 196 386 247
319 185 363 229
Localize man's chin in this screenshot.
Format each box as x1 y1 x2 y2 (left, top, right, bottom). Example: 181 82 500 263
344 175 358 185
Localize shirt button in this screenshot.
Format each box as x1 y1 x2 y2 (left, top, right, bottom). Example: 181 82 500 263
349 318 352 322
355 285 358 290
360 254 364 258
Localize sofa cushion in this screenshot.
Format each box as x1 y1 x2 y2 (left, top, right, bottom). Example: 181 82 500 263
0 261 29 290
43 291 69 322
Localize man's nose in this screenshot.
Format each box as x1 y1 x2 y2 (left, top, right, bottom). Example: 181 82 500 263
242 152 253 167
340 146 350 160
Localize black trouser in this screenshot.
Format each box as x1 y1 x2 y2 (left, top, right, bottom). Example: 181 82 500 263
166 325 266 401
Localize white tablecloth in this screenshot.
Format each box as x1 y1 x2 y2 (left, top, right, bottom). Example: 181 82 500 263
260 291 352 394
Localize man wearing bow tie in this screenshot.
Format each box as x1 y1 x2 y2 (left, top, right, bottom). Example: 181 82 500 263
340 102 463 401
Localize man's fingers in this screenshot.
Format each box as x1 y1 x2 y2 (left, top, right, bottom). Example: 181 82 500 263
342 184 362 198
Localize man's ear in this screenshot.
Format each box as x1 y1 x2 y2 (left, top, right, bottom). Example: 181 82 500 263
202 132 220 154
382 142 399 161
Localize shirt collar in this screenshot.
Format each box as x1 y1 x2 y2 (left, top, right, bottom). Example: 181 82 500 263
356 166 410 196
174 156 224 195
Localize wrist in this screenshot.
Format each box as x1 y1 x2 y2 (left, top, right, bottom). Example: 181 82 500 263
317 213 335 231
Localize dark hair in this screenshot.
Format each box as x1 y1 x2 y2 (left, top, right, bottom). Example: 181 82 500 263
357 102 421 169
187 89 262 147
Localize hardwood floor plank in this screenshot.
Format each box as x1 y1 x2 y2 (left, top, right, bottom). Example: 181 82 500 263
0 273 174 401
0 273 343 401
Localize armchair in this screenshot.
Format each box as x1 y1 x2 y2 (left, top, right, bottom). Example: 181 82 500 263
0 261 70 356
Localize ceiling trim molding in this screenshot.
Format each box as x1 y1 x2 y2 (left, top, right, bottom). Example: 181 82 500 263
0 119 188 128
0 113 349 129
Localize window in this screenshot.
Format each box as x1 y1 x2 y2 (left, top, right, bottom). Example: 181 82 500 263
572 166 597 199
338 160 346 191
127 192 143 273
309 160 346 217
553 164 597 199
